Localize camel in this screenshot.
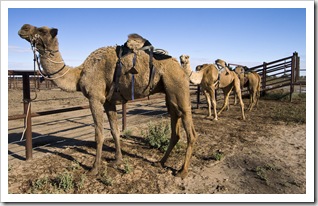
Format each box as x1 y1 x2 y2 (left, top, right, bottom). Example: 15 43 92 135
18 24 197 178
179 55 245 120
234 66 261 111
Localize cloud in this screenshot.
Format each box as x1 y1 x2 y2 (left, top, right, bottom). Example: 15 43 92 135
8 45 31 53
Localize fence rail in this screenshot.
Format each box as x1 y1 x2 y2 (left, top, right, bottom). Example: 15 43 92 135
8 52 305 160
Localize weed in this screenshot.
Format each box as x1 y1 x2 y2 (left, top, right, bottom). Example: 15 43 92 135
256 166 268 182
32 177 49 191
212 150 224 161
68 160 81 171
100 167 113 186
123 158 132 174
142 119 171 152
76 174 86 190
55 171 74 192
122 129 132 138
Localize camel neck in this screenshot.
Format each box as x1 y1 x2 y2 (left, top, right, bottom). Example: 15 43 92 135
39 51 81 92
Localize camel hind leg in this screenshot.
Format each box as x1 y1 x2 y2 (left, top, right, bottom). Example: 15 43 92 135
177 112 197 178
160 111 181 167
218 85 233 116
104 101 123 164
234 82 246 120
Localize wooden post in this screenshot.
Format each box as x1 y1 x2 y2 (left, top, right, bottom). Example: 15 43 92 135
22 74 32 160
196 85 200 109
122 102 126 131
290 53 296 102
261 62 267 96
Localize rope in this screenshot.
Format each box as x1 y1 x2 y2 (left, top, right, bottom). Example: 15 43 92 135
20 102 31 141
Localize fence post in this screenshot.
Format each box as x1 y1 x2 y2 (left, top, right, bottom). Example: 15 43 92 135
290 53 296 102
122 102 126 131
261 62 267 96
196 85 200 109
22 74 33 160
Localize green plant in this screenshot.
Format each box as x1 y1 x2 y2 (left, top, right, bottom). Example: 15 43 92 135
56 171 74 192
32 177 49 191
76 174 86 190
143 120 171 152
123 158 132 174
122 129 132 138
212 150 224 161
100 167 113 186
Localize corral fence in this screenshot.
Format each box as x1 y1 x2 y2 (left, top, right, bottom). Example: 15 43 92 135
8 52 305 160
196 52 305 109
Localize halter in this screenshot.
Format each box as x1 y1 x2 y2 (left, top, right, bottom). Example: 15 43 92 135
31 34 70 81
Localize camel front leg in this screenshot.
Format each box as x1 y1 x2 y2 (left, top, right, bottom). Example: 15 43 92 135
209 88 218 120
203 90 212 117
89 99 105 175
104 101 123 164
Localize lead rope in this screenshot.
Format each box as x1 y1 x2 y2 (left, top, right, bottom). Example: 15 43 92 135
20 44 39 141
131 53 137 100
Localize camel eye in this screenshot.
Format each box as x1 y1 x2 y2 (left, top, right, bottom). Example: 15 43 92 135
38 28 48 35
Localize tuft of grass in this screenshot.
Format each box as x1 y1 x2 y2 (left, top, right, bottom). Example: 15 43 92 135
254 164 278 184
55 170 74 192
100 167 113 186
122 129 132 138
142 119 171 152
212 150 224 161
123 158 132 174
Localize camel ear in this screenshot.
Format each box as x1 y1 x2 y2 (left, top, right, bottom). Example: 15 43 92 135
50 28 58 38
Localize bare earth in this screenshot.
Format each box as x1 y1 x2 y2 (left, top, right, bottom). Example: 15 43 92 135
8 88 306 195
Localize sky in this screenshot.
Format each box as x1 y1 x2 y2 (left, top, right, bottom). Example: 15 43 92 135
5 2 309 76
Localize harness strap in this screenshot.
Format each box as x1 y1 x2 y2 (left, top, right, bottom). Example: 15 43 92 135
106 46 123 101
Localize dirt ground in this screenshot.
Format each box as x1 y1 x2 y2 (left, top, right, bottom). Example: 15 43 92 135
7 88 306 196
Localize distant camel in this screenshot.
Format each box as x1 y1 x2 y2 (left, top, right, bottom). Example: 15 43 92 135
234 66 261 111
19 24 197 178
180 55 245 120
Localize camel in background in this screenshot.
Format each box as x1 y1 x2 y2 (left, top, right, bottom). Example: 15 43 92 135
180 55 245 120
19 24 197 178
234 66 261 111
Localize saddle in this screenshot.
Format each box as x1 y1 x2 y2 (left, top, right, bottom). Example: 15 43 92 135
106 34 171 101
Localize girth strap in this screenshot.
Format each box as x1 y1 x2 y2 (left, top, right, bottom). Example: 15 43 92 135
106 46 123 101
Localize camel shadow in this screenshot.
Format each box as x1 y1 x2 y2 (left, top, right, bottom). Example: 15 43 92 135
8 131 173 174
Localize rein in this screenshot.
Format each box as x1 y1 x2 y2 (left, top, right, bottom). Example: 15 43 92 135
31 35 70 81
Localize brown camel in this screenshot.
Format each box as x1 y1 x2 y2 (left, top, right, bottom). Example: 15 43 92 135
18 24 197 178
179 55 245 120
234 66 261 111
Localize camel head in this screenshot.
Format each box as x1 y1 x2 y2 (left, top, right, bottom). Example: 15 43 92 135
215 59 229 70
18 24 59 55
179 54 190 67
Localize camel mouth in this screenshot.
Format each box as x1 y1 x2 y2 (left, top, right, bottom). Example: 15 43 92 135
18 31 31 41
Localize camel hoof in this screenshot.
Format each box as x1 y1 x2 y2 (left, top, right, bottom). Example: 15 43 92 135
153 161 165 168
88 168 99 176
175 170 188 179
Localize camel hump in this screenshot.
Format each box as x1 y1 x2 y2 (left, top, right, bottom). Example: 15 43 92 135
126 33 151 51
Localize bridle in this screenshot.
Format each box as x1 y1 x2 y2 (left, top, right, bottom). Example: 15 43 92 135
31 33 70 80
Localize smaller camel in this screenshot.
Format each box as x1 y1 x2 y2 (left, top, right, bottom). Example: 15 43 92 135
234 66 261 111
180 55 245 120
